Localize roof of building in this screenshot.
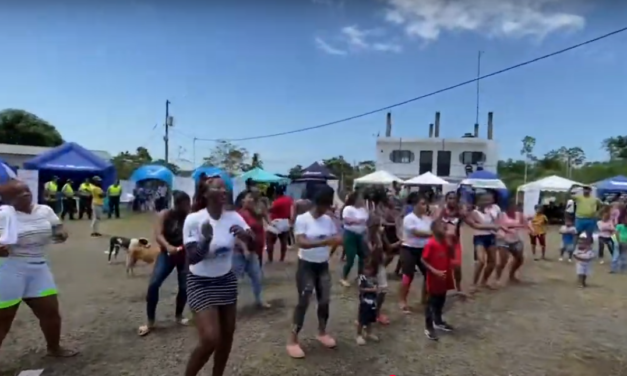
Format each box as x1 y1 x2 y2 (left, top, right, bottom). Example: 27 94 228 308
0 143 112 161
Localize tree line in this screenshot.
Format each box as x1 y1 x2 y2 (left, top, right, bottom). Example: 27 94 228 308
2 109 627 187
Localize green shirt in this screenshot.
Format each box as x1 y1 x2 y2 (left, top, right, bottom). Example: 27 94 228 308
574 196 600 218
616 224 627 243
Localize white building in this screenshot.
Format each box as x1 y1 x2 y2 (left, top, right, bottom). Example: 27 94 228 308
375 112 499 182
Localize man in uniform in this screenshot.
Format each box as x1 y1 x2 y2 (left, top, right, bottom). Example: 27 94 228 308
107 179 122 219
78 178 92 220
60 178 75 220
44 176 60 213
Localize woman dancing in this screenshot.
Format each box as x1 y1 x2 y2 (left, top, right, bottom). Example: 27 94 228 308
286 185 342 359
495 200 526 285
183 177 253 376
468 192 500 291
399 195 432 313
266 185 293 263
340 191 369 287
139 191 191 336
0 180 77 357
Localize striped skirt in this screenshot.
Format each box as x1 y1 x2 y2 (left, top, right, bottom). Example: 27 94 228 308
187 271 238 313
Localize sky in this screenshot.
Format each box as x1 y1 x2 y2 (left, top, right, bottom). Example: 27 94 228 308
0 0 626 174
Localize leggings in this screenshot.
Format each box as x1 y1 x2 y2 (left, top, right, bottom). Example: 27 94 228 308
342 230 368 279
292 259 331 334
598 237 615 259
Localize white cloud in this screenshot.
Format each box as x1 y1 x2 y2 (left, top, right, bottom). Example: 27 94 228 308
383 0 585 41
315 37 348 55
315 25 402 55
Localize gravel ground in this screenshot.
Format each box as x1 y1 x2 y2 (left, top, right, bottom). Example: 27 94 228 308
2 213 627 376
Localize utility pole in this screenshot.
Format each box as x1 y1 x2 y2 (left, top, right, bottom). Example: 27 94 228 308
475 51 483 127
164 100 171 164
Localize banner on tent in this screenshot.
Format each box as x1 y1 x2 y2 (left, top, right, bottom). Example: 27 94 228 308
17 169 39 204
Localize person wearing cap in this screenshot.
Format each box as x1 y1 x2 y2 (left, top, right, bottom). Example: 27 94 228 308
570 185 603 244
90 176 105 237
44 176 60 213
60 178 75 220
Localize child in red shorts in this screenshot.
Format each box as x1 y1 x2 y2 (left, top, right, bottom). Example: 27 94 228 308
421 219 455 340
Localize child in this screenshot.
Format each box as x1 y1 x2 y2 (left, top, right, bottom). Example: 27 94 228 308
528 205 549 260
421 219 455 341
559 218 578 262
572 234 595 287
367 216 390 325
356 259 379 345
597 208 615 264
611 214 627 273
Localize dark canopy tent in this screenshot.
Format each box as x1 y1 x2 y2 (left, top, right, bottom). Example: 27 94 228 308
290 162 337 201
595 175 627 197
23 142 115 198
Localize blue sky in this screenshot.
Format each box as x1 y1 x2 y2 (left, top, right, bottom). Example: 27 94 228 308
0 0 625 173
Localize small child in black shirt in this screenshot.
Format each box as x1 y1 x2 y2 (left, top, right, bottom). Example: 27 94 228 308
356 259 379 345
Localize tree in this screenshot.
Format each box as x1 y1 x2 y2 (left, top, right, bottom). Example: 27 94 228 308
520 136 536 183
289 164 303 178
241 152 263 172
355 160 376 175
0 109 64 147
202 140 249 175
111 147 153 180
602 136 627 160
152 159 181 175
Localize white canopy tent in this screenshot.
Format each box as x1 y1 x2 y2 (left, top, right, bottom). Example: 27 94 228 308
404 171 449 185
354 170 403 185
517 175 583 193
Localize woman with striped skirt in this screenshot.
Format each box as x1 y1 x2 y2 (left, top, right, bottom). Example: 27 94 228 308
183 177 253 376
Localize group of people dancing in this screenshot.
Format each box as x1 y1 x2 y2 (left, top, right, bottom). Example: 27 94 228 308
4 171 623 375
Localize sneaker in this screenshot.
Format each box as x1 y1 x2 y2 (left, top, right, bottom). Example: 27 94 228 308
339 279 351 287
600 260 605 265
367 333 380 342
568 259 572 263
559 257 564 262
424 329 439 341
356 335 366 345
434 322 455 332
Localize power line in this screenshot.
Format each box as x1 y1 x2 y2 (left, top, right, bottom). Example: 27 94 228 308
185 26 627 143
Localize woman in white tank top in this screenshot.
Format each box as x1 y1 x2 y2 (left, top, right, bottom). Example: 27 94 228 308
467 192 500 291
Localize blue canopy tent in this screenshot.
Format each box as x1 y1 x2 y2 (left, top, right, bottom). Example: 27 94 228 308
595 175 627 197
130 165 175 187
0 158 17 184
23 143 115 200
191 166 233 191
459 170 508 208
239 167 289 184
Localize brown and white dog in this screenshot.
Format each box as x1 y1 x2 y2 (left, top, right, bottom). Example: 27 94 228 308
107 236 156 276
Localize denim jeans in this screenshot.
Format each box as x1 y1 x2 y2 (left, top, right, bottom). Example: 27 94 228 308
232 252 263 304
611 243 627 273
146 251 187 322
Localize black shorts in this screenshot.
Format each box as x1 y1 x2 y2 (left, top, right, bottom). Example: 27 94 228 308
358 301 377 326
400 245 426 277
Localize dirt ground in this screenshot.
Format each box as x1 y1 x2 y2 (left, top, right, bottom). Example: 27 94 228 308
2 213 627 376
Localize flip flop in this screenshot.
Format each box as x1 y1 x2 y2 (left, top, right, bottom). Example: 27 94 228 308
46 348 79 358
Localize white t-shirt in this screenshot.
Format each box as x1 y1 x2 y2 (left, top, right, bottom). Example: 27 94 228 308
342 205 368 234
402 212 432 248
183 210 250 278
565 199 575 214
294 211 337 263
0 205 59 261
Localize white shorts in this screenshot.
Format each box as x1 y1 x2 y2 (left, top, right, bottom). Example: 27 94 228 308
0 258 58 309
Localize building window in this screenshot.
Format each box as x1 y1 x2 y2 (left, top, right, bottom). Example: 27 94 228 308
419 151 433 174
459 151 486 165
389 150 415 163
436 150 451 176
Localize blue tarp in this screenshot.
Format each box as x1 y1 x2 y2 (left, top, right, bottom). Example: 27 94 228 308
192 166 233 191
595 175 627 195
467 170 499 180
130 165 175 187
23 142 116 188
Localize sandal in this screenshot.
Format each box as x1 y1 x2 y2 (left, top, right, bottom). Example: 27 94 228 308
316 334 337 348
47 347 79 358
138 324 154 336
176 317 190 326
286 343 305 359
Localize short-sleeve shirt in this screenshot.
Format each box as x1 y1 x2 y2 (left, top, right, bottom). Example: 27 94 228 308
402 212 432 248
183 210 250 278
0 204 59 261
294 211 337 263
574 196 600 218
422 237 454 295
342 205 369 234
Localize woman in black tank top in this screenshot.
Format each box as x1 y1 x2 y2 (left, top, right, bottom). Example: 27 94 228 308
138 191 191 337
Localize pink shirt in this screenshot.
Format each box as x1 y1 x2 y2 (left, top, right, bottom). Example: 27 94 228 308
597 220 615 238
498 212 523 243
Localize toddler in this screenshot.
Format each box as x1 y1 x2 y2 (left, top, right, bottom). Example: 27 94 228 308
597 209 615 264
356 259 379 345
572 234 595 288
559 218 577 262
